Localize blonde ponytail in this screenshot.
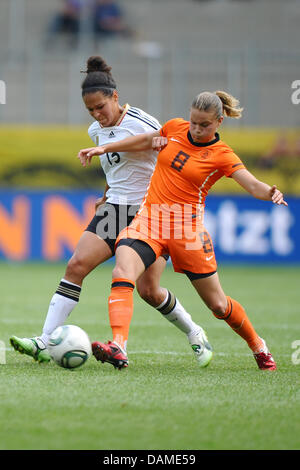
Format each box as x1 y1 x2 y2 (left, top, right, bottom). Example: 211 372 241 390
214 90 243 119
191 91 243 119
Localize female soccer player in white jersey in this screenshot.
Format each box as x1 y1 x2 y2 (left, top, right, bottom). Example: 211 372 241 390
10 56 213 369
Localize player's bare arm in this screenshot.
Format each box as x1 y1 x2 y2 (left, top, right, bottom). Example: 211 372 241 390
232 168 288 206
77 131 161 166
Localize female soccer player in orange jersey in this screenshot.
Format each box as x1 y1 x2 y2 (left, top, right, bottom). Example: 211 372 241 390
78 90 288 370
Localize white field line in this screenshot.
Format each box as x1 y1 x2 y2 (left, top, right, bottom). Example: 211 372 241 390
1 347 293 357
127 351 293 357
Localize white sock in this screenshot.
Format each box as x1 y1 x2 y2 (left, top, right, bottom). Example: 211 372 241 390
40 278 81 346
157 290 200 336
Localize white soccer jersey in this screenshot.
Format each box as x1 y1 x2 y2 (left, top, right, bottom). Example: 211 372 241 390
88 104 161 205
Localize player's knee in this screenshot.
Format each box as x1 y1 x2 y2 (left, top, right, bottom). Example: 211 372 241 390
112 264 129 280
210 299 228 319
137 282 161 306
65 255 88 280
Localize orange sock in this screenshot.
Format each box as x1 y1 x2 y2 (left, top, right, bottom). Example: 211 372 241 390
214 296 263 353
108 278 135 351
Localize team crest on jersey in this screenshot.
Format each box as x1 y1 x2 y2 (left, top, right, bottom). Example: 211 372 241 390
200 149 213 159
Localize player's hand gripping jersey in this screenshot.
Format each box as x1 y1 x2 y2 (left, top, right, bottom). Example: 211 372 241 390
118 118 246 276
88 104 161 205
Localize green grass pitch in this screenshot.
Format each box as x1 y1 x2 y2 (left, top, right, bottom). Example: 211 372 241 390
0 262 299 450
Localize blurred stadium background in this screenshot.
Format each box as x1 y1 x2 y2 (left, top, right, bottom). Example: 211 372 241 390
0 0 299 263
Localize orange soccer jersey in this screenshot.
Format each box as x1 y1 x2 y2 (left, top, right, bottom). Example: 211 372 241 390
118 118 246 275
145 118 245 209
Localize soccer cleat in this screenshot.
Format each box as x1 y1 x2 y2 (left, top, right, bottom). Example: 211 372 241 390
188 327 213 368
253 338 277 371
10 336 51 364
92 340 128 370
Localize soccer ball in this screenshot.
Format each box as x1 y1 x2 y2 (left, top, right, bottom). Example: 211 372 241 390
48 325 92 369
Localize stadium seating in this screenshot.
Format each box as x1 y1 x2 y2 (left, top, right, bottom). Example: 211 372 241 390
0 0 299 126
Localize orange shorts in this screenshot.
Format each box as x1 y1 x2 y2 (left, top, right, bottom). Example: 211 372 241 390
116 205 217 276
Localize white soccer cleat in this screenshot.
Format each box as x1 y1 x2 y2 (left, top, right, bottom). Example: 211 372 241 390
188 327 213 367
